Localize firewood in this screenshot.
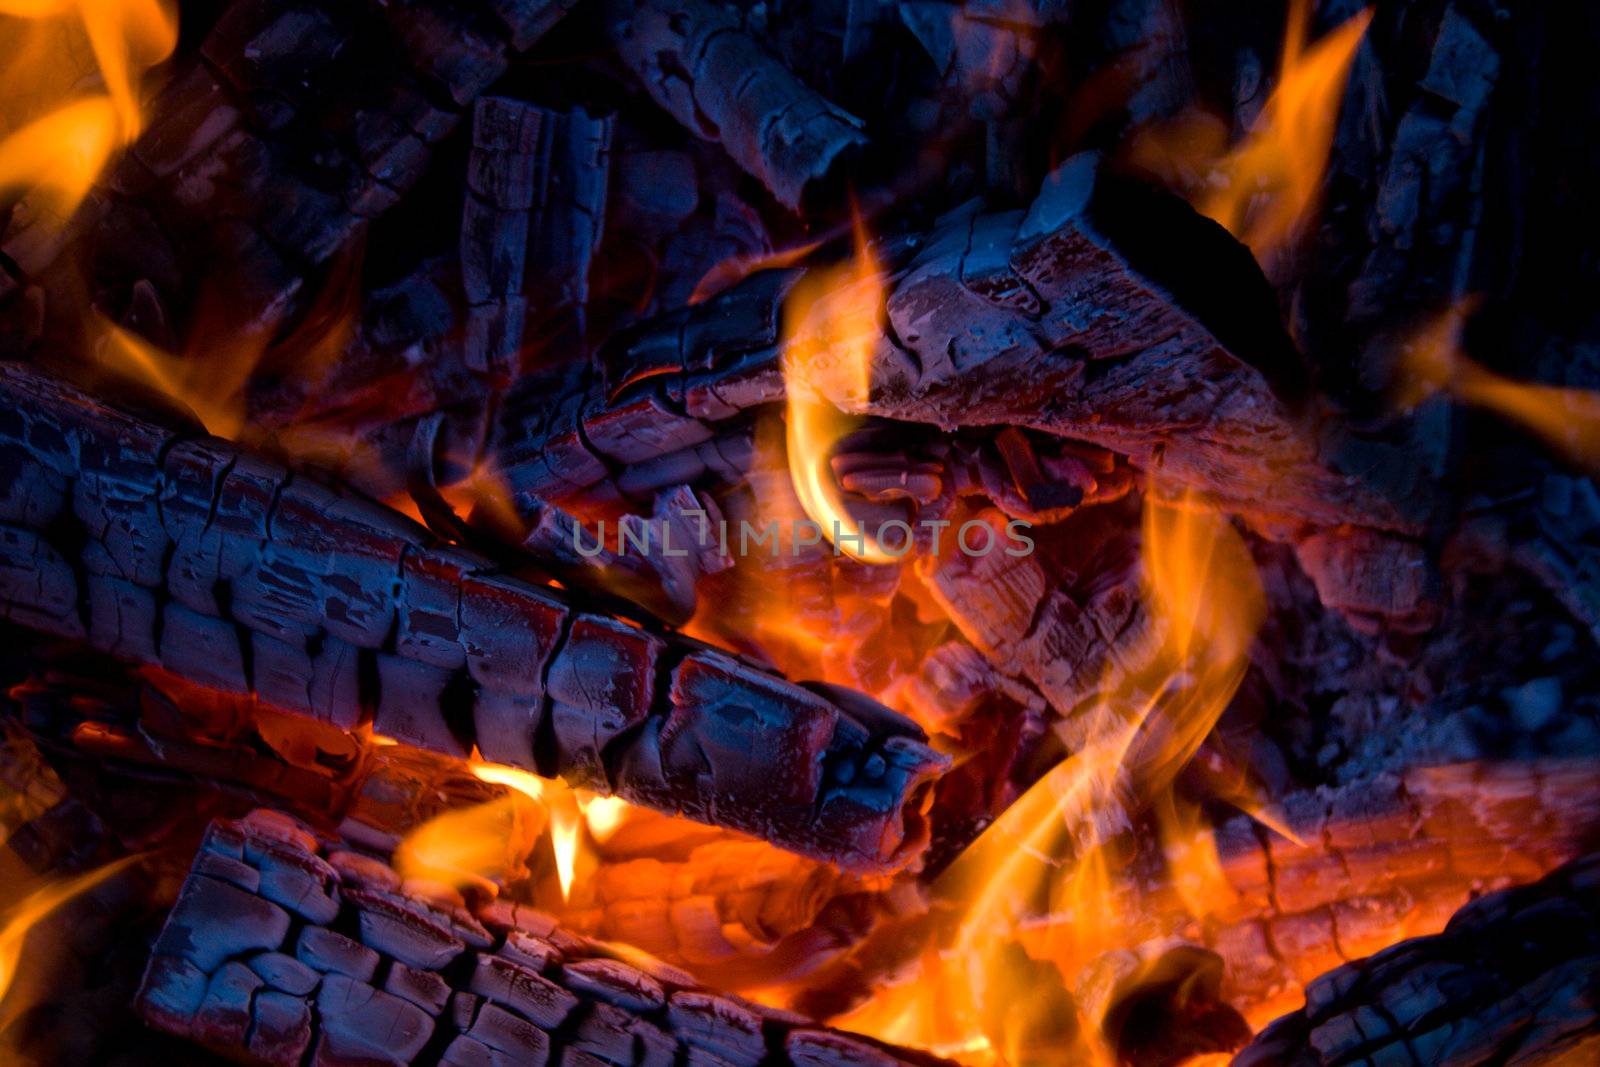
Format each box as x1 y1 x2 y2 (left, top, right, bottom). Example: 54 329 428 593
1235 849 1600 1067
490 152 1422 541
462 97 613 377
135 809 953 1067
0 362 948 873
3 0 584 336
606 0 867 211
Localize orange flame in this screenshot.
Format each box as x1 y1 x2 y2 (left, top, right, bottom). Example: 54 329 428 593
90 249 360 443
393 760 636 904
96 320 262 439
0 853 143 1021
838 488 1265 1063
781 218 895 563
392 791 548 894
1400 300 1600 470
0 0 176 216
1165 1 1372 263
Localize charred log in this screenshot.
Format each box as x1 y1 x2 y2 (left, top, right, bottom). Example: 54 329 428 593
1235 850 1600 1067
0 361 947 873
135 809 952 1067
491 152 1422 548
606 0 867 212
4 0 585 339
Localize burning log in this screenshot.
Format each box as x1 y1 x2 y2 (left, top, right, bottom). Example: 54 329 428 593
135 808 952 1066
491 152 1423 546
562 806 900 987
0 361 947 873
4 0 584 335
606 0 868 212
797 759 1600 1055
1235 849 1600 1067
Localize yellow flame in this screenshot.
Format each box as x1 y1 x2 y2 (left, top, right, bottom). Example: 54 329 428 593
470 762 546 800
1400 300 1600 471
0 0 176 216
584 795 630 843
1196 1 1372 260
0 853 143 1018
96 320 263 439
781 218 895 563
839 489 1265 1062
548 787 582 902
393 762 632 902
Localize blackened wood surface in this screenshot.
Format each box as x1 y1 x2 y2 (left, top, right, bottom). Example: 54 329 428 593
1235 850 1600 1067
492 153 1418 537
135 810 952 1066
0 361 947 873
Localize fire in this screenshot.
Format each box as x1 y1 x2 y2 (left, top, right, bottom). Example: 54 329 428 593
0 0 176 216
1399 300 1600 470
91 249 361 444
837 487 1266 1063
96 320 261 439
393 758 637 904
392 792 548 894
781 217 896 564
0 854 143 1023
1134 1 1371 264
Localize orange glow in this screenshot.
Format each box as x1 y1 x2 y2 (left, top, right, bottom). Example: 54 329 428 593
584 795 630 843
689 239 824 304
1400 301 1600 470
781 217 895 563
97 320 263 439
0 0 176 216
0 854 143 1019
393 761 635 902
839 488 1266 1062
1135 1 1371 264
393 793 548 894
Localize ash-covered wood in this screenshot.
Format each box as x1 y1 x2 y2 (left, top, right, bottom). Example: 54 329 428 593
1235 849 1600 1067
607 0 867 211
0 361 947 873
461 96 613 377
136 809 951 1067
491 152 1419 543
2 0 584 337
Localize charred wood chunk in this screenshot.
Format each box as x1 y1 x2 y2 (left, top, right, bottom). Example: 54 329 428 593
608 0 866 211
39 0 582 341
1235 851 1600 1067
136 811 954 1066
499 153 1414 537
461 97 613 376
0 363 946 872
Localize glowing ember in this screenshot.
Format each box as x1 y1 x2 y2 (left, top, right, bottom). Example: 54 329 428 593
0 0 176 216
836 488 1266 1063
392 792 548 894
781 217 895 564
